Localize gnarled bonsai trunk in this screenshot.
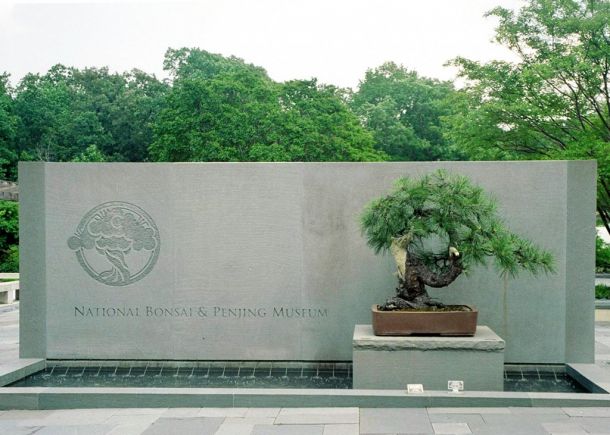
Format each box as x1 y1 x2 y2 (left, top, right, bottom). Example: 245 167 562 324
380 239 463 311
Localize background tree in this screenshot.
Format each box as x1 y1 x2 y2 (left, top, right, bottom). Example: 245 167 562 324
12 65 167 165
150 48 385 162
0 74 18 180
0 201 18 272
150 49 282 161
351 62 461 161
274 79 383 161
447 0 610 233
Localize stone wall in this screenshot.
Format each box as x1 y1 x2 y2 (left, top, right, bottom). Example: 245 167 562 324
19 161 596 363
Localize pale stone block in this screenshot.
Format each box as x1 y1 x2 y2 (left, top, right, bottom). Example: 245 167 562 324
353 325 505 391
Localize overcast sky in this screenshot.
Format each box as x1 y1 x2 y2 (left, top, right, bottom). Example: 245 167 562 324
1 0 525 89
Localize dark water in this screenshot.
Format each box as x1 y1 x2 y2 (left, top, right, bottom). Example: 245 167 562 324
503 370 588 393
10 364 352 389
8 364 589 393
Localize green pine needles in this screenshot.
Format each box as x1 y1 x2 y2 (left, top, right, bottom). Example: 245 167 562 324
360 170 554 309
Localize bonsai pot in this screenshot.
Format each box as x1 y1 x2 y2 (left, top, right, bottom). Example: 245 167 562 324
371 304 478 336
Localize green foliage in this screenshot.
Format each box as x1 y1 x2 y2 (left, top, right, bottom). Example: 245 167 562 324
150 48 385 162
0 245 18 273
597 236 610 273
447 0 610 230
0 74 18 180
360 170 554 279
11 65 168 165
351 62 462 161
0 200 18 272
596 284 610 299
71 144 107 162
275 79 384 162
1 47 391 175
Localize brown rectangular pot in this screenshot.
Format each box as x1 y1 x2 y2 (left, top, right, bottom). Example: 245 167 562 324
371 304 478 336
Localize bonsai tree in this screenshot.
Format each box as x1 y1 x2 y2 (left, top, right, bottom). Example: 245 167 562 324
360 170 554 311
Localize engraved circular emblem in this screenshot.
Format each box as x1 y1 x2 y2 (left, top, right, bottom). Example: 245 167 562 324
67 202 160 286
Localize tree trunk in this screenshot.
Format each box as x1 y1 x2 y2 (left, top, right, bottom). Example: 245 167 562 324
380 245 463 311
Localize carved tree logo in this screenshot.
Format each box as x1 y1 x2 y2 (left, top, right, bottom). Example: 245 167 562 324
67 202 160 286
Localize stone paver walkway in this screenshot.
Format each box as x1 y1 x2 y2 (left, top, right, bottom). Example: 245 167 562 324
2 304 610 434
1 406 610 434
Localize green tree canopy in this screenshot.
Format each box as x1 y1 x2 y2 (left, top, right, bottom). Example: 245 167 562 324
0 200 18 272
12 65 167 165
361 170 554 278
150 48 385 162
360 170 554 309
351 62 461 161
447 0 610 232
0 74 18 180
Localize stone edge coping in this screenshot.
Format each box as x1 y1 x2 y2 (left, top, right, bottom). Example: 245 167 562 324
0 359 45 387
566 364 610 394
0 273 19 280
595 299 610 309
1 361 608 409
353 325 505 351
0 387 610 410
44 360 352 369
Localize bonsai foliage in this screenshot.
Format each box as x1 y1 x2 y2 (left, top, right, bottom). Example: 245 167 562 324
361 170 554 310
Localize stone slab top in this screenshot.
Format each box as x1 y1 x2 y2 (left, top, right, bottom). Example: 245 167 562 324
353 325 505 351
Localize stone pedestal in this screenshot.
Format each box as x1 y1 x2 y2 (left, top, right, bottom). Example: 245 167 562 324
353 325 505 391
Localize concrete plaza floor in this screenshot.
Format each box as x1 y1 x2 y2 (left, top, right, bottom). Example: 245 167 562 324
1 304 610 434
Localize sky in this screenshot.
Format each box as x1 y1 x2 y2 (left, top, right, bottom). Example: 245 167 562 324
0 0 525 89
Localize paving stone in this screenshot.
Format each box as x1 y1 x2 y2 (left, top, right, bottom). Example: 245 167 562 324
141 417 223 435
563 408 610 417
360 408 433 434
24 409 117 426
475 421 549 435
322 424 359 435
112 408 168 416
575 417 610 433
198 407 248 417
482 413 569 425
103 414 160 426
214 422 255 435
275 407 358 424
224 416 275 424
596 343 610 354
0 421 41 435
34 425 112 435
251 424 325 434
427 408 510 415
279 408 359 415
105 423 154 435
427 414 485 425
432 422 471 434
245 408 280 418
0 410 54 421
541 421 587 434
510 408 567 415
468 423 547 435
160 408 202 418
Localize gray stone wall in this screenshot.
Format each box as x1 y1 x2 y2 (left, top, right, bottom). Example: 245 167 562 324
19 161 596 363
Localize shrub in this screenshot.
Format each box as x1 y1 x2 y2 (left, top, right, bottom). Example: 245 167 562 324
597 236 610 273
596 284 610 300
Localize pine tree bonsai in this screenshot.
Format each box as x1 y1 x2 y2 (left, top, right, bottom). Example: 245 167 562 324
361 170 554 312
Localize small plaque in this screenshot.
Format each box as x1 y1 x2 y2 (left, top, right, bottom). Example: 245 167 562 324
448 380 464 393
407 384 424 394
